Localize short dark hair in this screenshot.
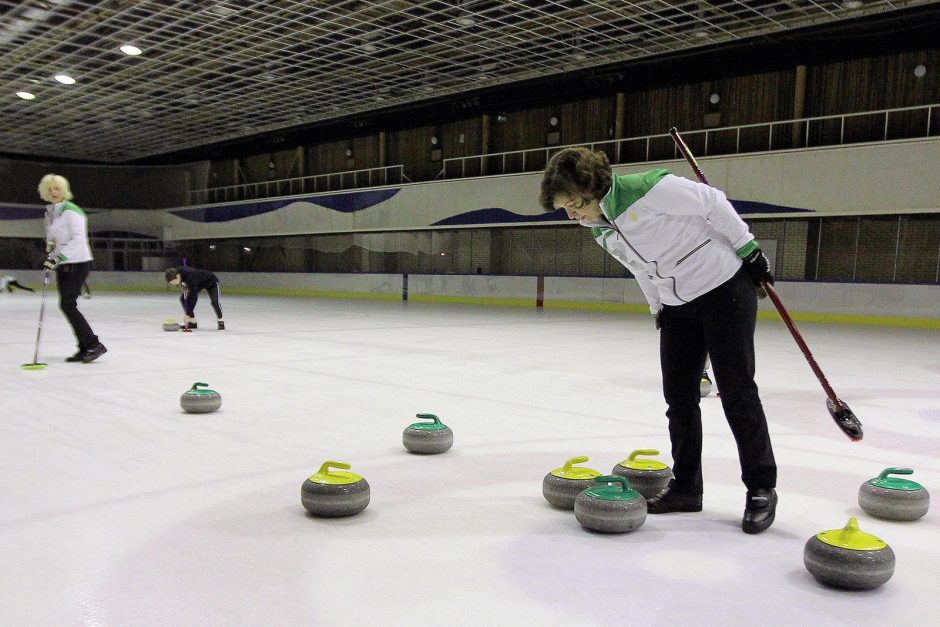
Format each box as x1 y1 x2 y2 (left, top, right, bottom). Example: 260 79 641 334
164 267 178 283
539 147 612 212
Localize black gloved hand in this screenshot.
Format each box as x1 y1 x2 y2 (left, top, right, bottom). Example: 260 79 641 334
741 248 774 287
654 310 663 330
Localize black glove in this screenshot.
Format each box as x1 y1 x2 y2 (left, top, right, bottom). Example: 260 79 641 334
741 248 774 287
654 310 663 330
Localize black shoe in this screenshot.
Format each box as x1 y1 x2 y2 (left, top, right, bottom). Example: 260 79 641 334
65 350 84 362
647 480 703 514
81 343 107 363
180 321 197 330
217 320 225 330
742 488 777 534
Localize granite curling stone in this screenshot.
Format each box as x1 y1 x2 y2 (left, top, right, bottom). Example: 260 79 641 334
611 449 674 500
542 456 601 510
700 373 712 397
402 413 453 454
179 382 222 414
574 475 648 533
803 517 895 590
858 467 929 521
163 317 179 332
301 461 371 517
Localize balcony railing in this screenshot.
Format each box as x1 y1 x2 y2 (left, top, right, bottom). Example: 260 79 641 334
442 103 940 178
190 164 407 205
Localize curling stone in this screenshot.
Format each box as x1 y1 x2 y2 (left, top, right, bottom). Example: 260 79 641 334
803 517 895 590
574 475 648 533
858 467 929 521
402 413 453 454
542 456 601 510
700 374 712 397
163 317 179 332
611 449 674 499
301 460 370 517
179 382 221 413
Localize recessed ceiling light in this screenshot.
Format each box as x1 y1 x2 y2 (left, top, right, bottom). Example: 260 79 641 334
54 74 76 85
16 91 37 100
842 0 863 8
455 16 476 27
119 44 142 56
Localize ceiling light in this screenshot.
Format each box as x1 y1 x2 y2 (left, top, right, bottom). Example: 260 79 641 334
209 3 238 17
455 16 476 27
16 91 37 100
54 74 76 85
119 44 142 56
841 0 863 8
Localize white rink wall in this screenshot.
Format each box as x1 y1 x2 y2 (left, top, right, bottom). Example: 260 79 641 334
4 269 937 323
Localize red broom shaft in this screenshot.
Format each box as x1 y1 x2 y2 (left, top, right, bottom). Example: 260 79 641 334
667 126 844 409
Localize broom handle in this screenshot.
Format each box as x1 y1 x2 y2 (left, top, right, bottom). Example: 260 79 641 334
667 127 843 409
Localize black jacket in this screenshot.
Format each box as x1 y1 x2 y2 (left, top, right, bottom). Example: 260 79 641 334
178 267 218 291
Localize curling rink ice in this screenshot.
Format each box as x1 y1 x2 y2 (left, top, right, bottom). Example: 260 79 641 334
1 289 938 626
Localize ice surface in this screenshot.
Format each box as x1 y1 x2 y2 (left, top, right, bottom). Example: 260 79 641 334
2 291 938 626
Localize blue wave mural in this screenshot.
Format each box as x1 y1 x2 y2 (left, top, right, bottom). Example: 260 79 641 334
432 199 813 227
432 208 568 226
731 199 814 214
0 206 45 220
170 188 401 223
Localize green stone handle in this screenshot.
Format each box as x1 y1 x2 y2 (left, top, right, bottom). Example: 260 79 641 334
415 413 442 426
878 467 913 480
594 475 630 491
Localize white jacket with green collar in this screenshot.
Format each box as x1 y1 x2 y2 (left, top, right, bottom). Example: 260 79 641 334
585 169 757 314
45 200 93 264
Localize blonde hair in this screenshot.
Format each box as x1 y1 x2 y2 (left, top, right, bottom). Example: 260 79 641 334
37 174 74 203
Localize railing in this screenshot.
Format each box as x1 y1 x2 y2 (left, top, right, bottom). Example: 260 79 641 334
189 164 408 204
442 103 940 178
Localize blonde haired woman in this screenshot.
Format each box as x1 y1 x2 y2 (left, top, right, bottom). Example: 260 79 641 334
38 174 106 363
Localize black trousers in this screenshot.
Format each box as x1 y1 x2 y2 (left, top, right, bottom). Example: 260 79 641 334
180 282 223 318
659 267 776 493
56 262 99 351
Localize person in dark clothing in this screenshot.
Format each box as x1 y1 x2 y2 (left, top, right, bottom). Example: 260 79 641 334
2 275 35 292
540 147 777 534
164 267 225 330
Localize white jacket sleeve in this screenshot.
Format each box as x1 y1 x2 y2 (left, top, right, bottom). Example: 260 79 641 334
602 231 663 313
655 174 755 251
55 211 88 262
634 272 662 314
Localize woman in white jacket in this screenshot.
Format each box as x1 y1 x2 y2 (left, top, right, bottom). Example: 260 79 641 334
540 147 777 534
39 174 106 363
